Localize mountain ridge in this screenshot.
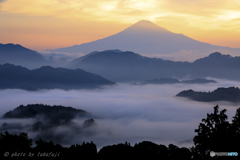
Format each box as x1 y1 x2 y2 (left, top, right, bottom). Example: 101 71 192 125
0 63 115 90
176 87 240 103
69 50 240 82
0 43 48 69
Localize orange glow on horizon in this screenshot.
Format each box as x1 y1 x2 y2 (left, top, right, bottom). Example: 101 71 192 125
0 0 240 51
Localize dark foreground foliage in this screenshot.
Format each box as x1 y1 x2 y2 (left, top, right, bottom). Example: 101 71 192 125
0 105 239 159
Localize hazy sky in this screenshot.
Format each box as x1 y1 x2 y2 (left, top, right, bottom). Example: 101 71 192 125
0 0 240 50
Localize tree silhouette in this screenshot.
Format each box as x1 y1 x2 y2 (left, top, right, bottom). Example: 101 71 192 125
232 108 240 141
0 131 32 152
168 144 191 160
98 142 134 160
192 105 240 159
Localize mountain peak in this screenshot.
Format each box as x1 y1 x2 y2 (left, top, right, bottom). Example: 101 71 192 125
135 20 155 25
0 43 27 50
124 20 171 34
208 52 222 57
208 52 232 59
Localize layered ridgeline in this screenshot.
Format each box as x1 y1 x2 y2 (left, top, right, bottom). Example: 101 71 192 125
0 64 115 90
176 87 240 103
0 43 48 69
47 20 240 60
69 50 240 82
137 78 217 85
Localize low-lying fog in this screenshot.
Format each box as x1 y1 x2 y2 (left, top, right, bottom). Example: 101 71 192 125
0 78 239 150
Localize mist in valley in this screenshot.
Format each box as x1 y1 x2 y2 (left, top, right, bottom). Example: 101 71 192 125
0 78 239 150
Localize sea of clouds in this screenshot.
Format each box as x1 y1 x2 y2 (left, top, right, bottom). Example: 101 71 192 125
0 78 239 150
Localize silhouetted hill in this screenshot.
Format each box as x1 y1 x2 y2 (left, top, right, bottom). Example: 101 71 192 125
191 52 240 79
47 20 240 61
0 43 47 69
0 63 115 90
70 50 191 82
1 104 96 144
138 78 216 85
193 52 240 68
176 87 240 102
70 51 101 66
70 50 240 82
3 104 87 119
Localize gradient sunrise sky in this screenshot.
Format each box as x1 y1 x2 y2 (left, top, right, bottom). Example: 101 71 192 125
0 0 240 51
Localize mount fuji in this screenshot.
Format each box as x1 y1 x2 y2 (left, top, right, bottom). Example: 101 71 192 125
47 20 240 61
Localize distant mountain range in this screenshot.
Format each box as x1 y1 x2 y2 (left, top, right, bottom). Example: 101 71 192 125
0 64 115 90
0 43 48 68
2 42 240 83
47 20 240 61
176 87 240 103
69 50 240 82
138 78 217 85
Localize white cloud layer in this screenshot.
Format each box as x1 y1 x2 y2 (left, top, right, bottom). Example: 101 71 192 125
0 78 239 149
